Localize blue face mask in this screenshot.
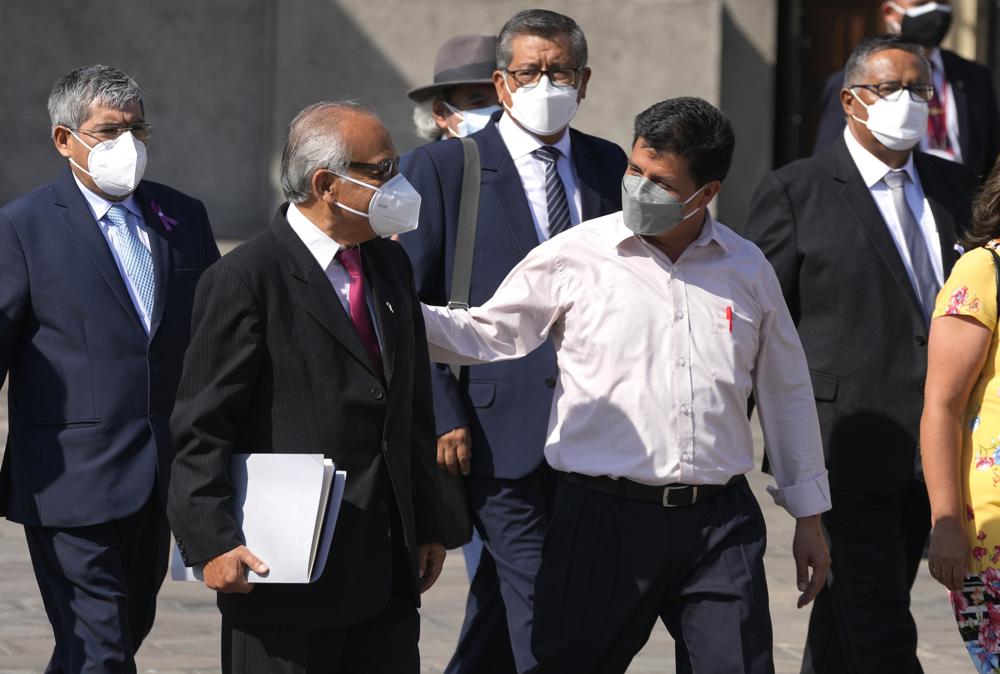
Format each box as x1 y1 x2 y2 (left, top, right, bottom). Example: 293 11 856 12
442 101 501 137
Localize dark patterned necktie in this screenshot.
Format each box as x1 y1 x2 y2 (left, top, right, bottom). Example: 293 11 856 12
532 145 572 238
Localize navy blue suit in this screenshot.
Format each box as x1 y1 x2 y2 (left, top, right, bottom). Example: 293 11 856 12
400 115 626 673
0 167 219 672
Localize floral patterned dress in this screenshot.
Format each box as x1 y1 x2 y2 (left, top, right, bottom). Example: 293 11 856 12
935 243 1000 673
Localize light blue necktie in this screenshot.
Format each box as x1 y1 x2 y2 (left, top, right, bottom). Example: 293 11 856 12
106 203 156 322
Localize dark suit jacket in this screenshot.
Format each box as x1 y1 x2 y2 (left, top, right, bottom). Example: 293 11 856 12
0 167 219 527
813 49 1000 181
740 136 976 494
167 208 446 630
399 115 627 479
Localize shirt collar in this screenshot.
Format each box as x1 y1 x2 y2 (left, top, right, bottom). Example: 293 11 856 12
842 125 918 188
496 111 573 162
285 202 345 272
607 209 730 255
72 173 142 222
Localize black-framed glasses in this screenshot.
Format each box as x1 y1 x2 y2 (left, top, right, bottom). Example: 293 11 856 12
504 67 582 89
347 157 399 182
72 123 153 142
848 82 936 103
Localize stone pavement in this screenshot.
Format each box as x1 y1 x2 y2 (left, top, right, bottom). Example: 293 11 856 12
0 383 974 673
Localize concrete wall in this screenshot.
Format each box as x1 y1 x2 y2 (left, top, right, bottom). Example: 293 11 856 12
0 0 776 237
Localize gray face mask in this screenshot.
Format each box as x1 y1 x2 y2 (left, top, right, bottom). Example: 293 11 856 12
621 174 706 236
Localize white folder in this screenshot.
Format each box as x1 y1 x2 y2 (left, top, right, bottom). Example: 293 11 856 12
171 453 346 584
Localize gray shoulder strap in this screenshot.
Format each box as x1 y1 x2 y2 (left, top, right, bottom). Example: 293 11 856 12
448 136 481 378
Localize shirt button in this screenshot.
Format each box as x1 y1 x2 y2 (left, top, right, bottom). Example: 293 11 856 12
677 357 687 367
371 387 385 401
675 311 684 320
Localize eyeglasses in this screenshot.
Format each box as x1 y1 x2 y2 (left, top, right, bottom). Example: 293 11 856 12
504 67 582 89
848 82 936 103
72 123 154 142
347 157 400 182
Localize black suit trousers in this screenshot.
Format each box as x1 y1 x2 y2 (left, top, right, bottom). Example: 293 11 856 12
802 480 931 674
221 510 419 674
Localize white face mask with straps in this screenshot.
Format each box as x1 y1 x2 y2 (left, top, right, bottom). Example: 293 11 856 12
329 171 422 237
68 129 147 197
850 90 928 151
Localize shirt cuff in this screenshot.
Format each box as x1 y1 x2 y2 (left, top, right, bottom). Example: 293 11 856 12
766 472 832 518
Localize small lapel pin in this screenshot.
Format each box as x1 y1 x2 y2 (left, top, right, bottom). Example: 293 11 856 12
385 300 394 314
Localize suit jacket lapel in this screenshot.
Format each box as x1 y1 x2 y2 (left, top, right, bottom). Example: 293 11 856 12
832 138 925 317
477 123 540 257
53 168 145 332
271 211 382 379
570 130 604 221
362 242 399 385
135 185 171 338
914 152 961 275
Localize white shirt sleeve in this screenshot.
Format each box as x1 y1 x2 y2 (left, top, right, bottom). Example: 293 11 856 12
751 260 832 518
421 243 566 366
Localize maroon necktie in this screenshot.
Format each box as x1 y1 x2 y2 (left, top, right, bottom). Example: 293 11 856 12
927 63 950 152
336 248 384 380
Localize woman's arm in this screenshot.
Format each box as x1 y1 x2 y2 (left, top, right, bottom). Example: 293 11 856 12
921 313 992 590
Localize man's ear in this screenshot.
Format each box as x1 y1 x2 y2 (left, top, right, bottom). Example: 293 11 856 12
312 169 337 204
52 126 73 158
701 180 722 208
840 88 857 119
576 67 592 102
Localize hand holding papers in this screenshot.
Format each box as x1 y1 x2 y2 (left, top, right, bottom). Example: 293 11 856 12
171 454 346 586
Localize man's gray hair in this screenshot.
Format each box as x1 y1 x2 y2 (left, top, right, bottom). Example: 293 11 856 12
280 100 379 204
47 64 143 132
413 96 446 142
496 9 588 69
843 33 930 89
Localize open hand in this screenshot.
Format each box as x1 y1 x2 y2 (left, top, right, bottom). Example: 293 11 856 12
792 514 831 608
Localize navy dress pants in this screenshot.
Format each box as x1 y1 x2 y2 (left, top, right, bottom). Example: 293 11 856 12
24 495 170 674
445 465 555 674
530 475 773 674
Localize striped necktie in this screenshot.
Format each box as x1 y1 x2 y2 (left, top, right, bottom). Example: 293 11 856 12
532 145 572 238
106 203 156 322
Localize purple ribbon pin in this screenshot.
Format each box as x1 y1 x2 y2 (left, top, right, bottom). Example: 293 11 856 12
149 200 178 232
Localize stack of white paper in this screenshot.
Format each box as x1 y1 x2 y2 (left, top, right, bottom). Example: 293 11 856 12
171 453 346 584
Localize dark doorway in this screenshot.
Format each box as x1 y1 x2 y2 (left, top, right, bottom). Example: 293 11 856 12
774 0 882 168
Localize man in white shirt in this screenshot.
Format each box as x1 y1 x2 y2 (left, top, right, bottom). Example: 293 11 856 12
421 97 832 674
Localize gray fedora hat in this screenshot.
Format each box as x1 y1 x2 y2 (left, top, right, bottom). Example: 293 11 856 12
407 34 498 102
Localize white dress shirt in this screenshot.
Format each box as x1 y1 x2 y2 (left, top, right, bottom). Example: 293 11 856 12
920 48 962 163
843 126 944 287
496 112 583 242
285 203 383 346
421 211 831 518
73 175 154 333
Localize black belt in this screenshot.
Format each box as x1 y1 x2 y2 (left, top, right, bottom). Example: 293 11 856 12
561 472 743 507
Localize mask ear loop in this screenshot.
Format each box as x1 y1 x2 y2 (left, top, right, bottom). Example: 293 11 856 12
65 128 99 178
328 170 378 219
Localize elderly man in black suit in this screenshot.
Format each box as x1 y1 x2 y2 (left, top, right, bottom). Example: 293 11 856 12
167 101 447 674
814 0 1000 181
742 34 977 673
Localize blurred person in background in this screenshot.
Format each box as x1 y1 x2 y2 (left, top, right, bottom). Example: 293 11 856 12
409 34 500 143
814 0 1000 182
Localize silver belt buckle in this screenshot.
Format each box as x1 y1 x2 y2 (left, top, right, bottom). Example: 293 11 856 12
662 484 697 507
